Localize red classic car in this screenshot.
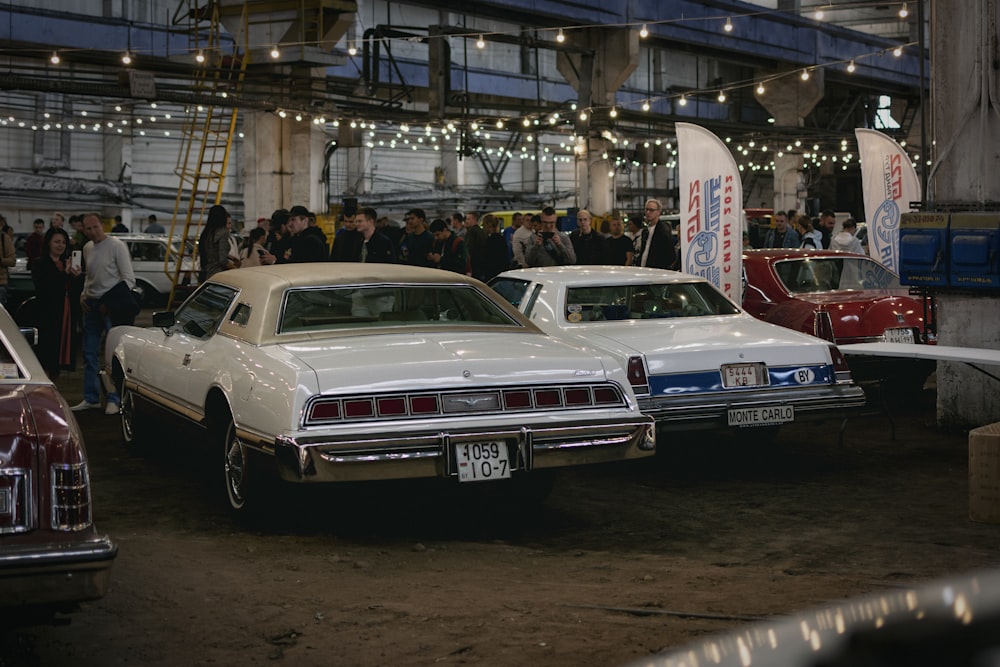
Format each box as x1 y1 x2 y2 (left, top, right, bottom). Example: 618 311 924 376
742 249 935 387
0 306 116 623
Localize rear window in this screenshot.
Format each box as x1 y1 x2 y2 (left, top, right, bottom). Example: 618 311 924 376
279 284 521 333
774 257 901 293
564 282 739 322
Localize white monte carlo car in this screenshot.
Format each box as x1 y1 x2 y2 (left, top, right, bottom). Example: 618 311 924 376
104 264 655 515
489 266 866 435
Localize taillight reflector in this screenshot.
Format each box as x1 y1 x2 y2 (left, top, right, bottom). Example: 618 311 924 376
593 387 619 404
534 389 562 407
564 388 591 406
503 390 532 409
377 397 407 416
310 401 340 421
409 395 440 414
344 399 375 418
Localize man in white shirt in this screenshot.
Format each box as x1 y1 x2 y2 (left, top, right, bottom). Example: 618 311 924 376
830 218 865 254
73 213 136 415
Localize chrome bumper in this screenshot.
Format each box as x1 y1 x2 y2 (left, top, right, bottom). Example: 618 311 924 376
0 534 117 610
271 416 656 483
639 383 867 431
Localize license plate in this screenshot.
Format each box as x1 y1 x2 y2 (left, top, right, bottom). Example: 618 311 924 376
884 327 915 344
728 405 794 427
455 441 511 482
721 363 768 388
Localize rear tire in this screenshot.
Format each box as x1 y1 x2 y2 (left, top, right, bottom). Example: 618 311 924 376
120 387 145 451
222 416 277 520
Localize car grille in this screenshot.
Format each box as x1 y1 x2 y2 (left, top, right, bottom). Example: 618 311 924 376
303 383 626 427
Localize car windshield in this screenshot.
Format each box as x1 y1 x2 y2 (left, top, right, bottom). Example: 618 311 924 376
774 257 901 293
564 282 739 322
278 284 521 333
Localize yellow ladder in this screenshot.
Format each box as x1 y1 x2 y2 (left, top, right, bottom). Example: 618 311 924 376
167 1 249 306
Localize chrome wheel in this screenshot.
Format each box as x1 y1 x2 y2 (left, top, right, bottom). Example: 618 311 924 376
223 419 249 511
120 387 137 445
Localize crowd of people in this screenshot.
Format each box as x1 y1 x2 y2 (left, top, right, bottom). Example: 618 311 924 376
755 208 864 252
220 197 679 284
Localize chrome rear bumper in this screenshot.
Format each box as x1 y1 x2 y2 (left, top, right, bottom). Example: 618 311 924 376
639 383 867 431
270 416 656 483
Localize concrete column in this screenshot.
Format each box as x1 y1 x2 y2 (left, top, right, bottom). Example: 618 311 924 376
557 27 638 212
241 111 293 217
931 0 1000 427
754 68 824 213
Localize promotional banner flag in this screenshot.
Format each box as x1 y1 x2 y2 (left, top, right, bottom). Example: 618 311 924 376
855 128 921 274
676 122 743 302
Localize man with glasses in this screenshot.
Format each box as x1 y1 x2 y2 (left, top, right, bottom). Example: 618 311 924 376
632 198 674 269
525 206 576 267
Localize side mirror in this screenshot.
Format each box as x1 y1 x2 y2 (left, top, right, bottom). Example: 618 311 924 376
151 311 176 328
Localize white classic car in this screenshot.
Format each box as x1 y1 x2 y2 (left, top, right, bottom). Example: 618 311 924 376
104 264 655 515
489 266 867 434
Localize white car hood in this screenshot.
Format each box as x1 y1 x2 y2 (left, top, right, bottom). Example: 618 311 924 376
280 330 609 394
571 315 829 375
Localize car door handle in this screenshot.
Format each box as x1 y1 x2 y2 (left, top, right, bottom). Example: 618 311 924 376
182 353 192 366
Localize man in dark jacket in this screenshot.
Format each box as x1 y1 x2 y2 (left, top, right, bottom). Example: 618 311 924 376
352 207 396 263
633 199 675 270
260 205 328 264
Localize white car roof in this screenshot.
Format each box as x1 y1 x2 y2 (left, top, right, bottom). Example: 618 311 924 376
498 265 708 286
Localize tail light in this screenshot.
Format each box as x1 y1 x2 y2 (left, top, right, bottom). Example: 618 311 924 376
0 468 30 534
51 462 93 531
828 345 854 383
813 308 836 343
627 356 650 396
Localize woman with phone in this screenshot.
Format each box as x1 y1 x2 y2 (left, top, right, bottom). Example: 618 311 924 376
31 226 83 379
239 227 268 268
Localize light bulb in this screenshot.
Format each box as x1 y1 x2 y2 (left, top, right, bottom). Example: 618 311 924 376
893 46 903 57
724 17 733 32
609 107 618 118
639 24 648 38
642 100 650 112
195 50 205 64
678 95 687 107
756 82 765 94
899 3 909 18
717 91 727 103
347 41 357 56
50 52 60 65
556 28 565 43
270 45 280 59
815 8 825 20
121 51 132 65
847 60 856 73
800 68 810 81
476 35 485 49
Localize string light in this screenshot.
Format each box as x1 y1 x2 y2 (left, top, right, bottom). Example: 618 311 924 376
724 17 734 32
556 28 565 43
756 82 765 94
847 60 856 73
641 100 650 112
814 6 825 20
195 50 205 64
49 52 60 65
476 34 485 49
347 41 357 56
609 106 618 118
270 45 280 59
899 3 909 18
800 68 810 81
717 91 727 103
121 51 132 65
893 46 903 57
678 95 687 107
639 24 648 38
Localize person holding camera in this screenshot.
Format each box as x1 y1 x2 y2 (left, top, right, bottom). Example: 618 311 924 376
525 206 576 267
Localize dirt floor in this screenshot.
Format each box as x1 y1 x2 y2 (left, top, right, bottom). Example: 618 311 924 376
4 374 1000 667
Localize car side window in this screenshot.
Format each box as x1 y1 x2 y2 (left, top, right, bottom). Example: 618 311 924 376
488 278 531 308
174 283 238 339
